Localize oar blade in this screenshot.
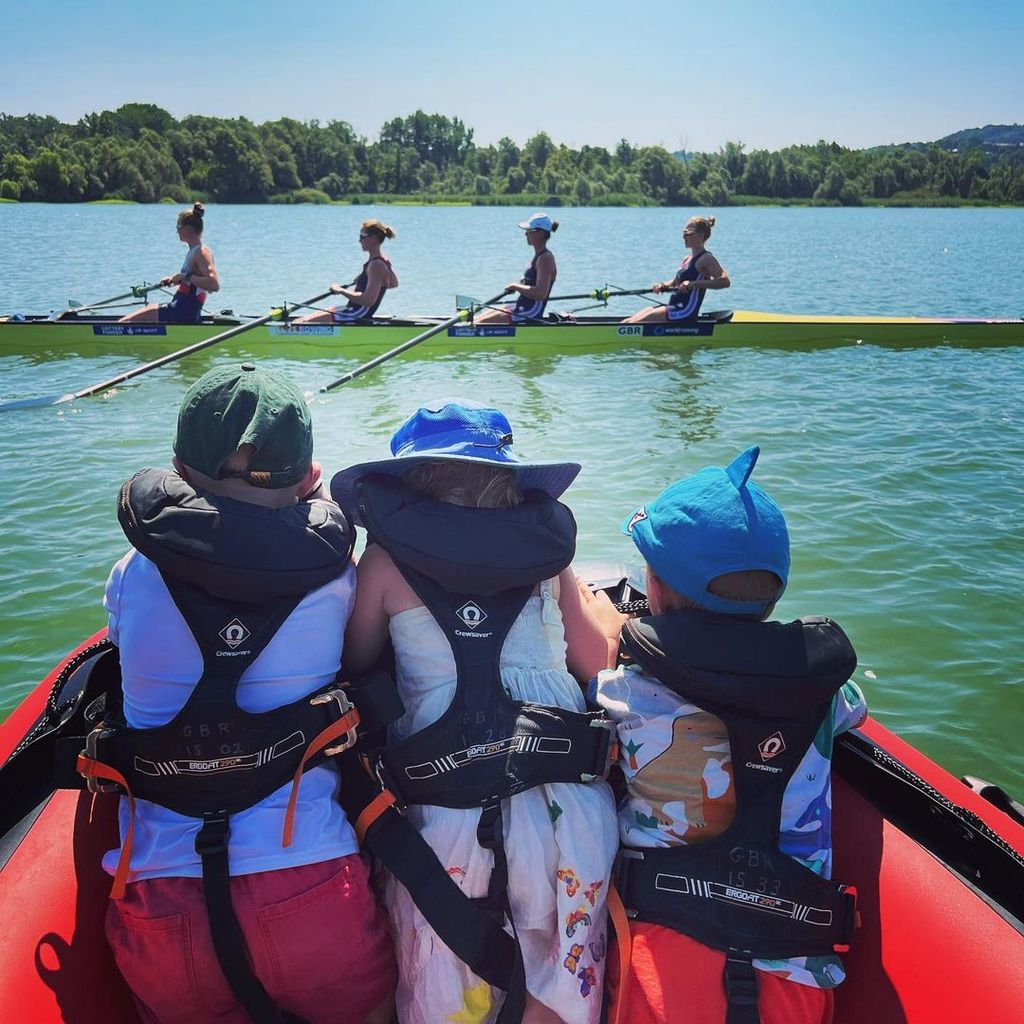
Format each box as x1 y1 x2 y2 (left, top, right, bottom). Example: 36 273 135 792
0 392 75 412
1 288 335 413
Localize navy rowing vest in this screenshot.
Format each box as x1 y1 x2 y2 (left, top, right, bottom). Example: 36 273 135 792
615 610 858 969
669 251 710 318
355 475 615 809
340 256 390 319
513 250 556 318
87 468 357 820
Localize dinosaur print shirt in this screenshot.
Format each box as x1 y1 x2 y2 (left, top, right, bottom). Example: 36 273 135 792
594 663 867 988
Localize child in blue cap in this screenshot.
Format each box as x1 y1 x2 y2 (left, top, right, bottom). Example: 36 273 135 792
584 446 867 1024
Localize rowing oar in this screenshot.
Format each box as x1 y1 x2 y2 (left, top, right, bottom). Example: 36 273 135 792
0 289 335 413
544 287 655 303
320 290 511 391
48 282 162 320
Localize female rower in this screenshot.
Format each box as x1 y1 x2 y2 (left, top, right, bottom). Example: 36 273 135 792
623 215 730 324
119 203 219 323
474 212 558 325
296 219 399 323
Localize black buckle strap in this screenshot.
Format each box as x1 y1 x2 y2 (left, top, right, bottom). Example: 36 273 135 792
473 801 527 1024
723 951 760 1024
474 801 510 919
195 813 303 1024
582 717 616 782
195 813 231 857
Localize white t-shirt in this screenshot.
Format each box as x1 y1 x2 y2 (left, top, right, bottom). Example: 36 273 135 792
102 549 359 881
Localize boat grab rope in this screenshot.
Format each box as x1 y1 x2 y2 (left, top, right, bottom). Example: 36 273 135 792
4 638 116 767
862 739 1024 873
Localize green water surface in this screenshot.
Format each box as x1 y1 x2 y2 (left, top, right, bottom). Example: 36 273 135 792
1 204 1022 793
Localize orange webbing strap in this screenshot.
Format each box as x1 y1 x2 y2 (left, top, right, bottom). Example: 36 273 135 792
76 754 136 900
354 790 398 843
606 879 633 1024
281 708 360 847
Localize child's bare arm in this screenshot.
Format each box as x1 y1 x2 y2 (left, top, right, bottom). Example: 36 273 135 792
557 568 614 684
575 577 629 670
342 545 393 675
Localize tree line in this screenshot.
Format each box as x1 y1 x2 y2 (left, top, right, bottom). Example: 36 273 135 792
1 104 1022 206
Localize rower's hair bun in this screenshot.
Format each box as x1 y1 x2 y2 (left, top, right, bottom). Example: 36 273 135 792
362 219 395 240
549 221 559 233
177 202 206 233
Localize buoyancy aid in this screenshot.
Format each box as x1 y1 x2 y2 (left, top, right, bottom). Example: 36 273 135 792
614 610 859 1024
77 469 365 1024
344 475 615 1022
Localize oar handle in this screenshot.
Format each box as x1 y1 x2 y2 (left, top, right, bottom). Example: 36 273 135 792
321 290 511 392
74 290 335 400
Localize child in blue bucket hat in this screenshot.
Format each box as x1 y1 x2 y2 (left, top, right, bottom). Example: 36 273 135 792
333 399 619 1024
584 446 867 1024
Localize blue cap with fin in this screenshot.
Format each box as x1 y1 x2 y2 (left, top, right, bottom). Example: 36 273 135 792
622 446 790 616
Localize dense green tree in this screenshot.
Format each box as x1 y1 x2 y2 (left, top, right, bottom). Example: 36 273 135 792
1 105 1021 206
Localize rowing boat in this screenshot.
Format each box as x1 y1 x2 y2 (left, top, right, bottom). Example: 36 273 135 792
1 566 1022 1023
1 310 1022 356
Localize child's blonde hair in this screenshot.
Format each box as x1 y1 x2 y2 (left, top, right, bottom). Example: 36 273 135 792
403 461 521 509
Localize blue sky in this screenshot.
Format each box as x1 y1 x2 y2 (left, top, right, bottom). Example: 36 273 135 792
2 0 1021 152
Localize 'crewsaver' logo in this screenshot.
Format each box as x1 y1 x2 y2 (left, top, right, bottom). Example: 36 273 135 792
219 618 251 648
758 731 786 761
455 601 488 630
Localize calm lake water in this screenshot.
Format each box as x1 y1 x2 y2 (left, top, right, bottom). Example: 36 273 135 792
1 203 1023 794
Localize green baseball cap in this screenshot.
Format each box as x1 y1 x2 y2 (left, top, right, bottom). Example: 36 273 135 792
173 363 313 489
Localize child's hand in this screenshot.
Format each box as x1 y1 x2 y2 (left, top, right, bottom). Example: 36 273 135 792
576 578 629 636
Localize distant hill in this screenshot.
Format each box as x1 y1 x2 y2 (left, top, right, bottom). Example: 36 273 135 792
931 124 1024 155
673 126 1024 161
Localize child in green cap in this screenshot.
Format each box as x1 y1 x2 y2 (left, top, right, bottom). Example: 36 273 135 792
96 363 395 1024
582 446 866 1024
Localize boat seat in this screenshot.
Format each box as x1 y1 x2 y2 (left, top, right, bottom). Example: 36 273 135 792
700 309 734 323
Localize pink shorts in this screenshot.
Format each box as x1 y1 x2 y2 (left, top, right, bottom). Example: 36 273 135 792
106 854 396 1024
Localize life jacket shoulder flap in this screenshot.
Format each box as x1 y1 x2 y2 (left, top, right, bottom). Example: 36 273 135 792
118 468 354 603
621 610 857 719
356 475 575 595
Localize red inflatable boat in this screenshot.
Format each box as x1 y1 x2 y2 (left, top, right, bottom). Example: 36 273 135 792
1 629 1022 1023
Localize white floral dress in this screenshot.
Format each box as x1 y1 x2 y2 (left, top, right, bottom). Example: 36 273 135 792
384 580 619 1024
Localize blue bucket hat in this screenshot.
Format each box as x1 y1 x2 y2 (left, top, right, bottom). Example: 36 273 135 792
622 446 790 616
330 400 580 522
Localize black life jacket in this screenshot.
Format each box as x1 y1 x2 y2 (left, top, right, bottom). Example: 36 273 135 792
357 475 614 810
614 610 859 1024
346 475 615 1022
78 468 359 1024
